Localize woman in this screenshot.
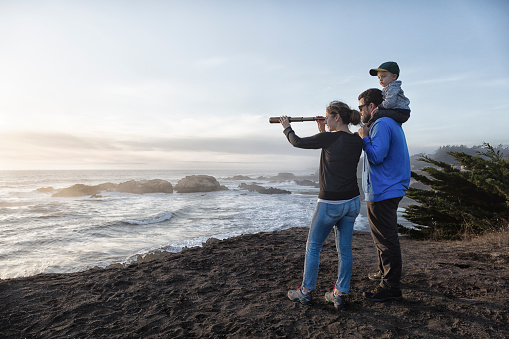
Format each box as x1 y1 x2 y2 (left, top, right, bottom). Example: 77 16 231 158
281 100 363 310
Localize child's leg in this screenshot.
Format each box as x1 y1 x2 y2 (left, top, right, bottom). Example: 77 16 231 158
367 109 409 126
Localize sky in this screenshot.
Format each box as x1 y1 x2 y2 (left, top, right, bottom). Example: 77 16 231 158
1 0 508 171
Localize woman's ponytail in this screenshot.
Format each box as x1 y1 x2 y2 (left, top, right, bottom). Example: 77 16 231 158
349 109 361 126
326 101 361 126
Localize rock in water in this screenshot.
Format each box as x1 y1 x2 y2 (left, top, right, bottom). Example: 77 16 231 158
36 187 56 193
272 172 296 181
238 183 291 194
52 183 117 197
294 179 319 187
116 179 173 194
174 175 228 193
228 175 253 180
51 180 173 197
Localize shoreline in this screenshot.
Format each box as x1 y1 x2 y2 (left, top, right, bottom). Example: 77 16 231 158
1 227 508 338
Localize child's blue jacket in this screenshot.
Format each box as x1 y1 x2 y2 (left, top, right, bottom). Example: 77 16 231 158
362 117 411 202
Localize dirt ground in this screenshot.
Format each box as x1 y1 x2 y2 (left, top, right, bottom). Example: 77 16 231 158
1 227 508 338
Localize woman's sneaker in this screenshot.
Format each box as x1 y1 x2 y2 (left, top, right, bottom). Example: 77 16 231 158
287 286 312 306
324 291 347 310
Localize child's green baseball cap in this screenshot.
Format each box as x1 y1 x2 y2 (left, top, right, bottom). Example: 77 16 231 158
369 61 400 76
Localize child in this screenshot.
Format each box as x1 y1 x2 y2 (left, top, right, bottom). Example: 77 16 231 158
368 61 410 127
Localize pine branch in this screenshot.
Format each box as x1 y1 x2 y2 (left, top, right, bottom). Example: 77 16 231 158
401 143 509 240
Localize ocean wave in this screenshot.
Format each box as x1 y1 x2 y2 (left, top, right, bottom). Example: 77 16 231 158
122 211 173 225
0 200 29 208
115 236 222 267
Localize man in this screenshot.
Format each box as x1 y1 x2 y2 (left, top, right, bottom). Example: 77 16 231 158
357 88 411 302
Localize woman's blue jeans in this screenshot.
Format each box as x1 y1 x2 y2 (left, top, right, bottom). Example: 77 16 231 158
302 197 360 293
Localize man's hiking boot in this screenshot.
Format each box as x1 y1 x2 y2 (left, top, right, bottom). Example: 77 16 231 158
287 286 312 306
368 269 383 281
363 286 403 302
324 291 347 310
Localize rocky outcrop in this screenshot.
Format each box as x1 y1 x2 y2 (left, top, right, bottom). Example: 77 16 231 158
116 179 173 194
227 175 253 180
409 178 430 190
294 179 319 187
174 175 228 193
271 173 296 181
36 187 56 193
51 180 173 197
49 176 231 197
238 183 291 194
262 172 319 182
52 183 117 197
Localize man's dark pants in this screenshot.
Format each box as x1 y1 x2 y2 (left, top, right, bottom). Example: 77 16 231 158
366 197 402 290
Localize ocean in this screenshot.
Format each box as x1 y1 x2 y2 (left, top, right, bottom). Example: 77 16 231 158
0 169 406 280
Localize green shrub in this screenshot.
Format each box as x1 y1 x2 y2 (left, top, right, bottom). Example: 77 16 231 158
400 143 509 240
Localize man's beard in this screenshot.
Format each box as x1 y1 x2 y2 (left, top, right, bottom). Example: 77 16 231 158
362 113 371 124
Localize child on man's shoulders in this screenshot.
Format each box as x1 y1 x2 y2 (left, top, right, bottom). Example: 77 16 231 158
367 61 410 127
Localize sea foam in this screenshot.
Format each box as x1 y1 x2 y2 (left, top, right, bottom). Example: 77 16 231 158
123 211 173 225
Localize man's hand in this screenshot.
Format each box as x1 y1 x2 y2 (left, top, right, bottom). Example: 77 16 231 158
316 116 326 132
279 115 291 129
358 125 370 138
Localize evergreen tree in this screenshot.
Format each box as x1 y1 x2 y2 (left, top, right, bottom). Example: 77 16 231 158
401 143 509 240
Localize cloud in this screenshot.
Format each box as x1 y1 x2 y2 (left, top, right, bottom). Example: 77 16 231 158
195 56 231 68
123 136 294 155
0 130 320 170
409 74 469 86
1 129 314 158
3 131 117 150
479 77 509 88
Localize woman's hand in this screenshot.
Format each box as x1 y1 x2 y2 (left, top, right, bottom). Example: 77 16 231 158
316 116 326 133
279 115 291 129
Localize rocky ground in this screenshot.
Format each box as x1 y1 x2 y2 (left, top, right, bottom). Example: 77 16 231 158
1 228 508 338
